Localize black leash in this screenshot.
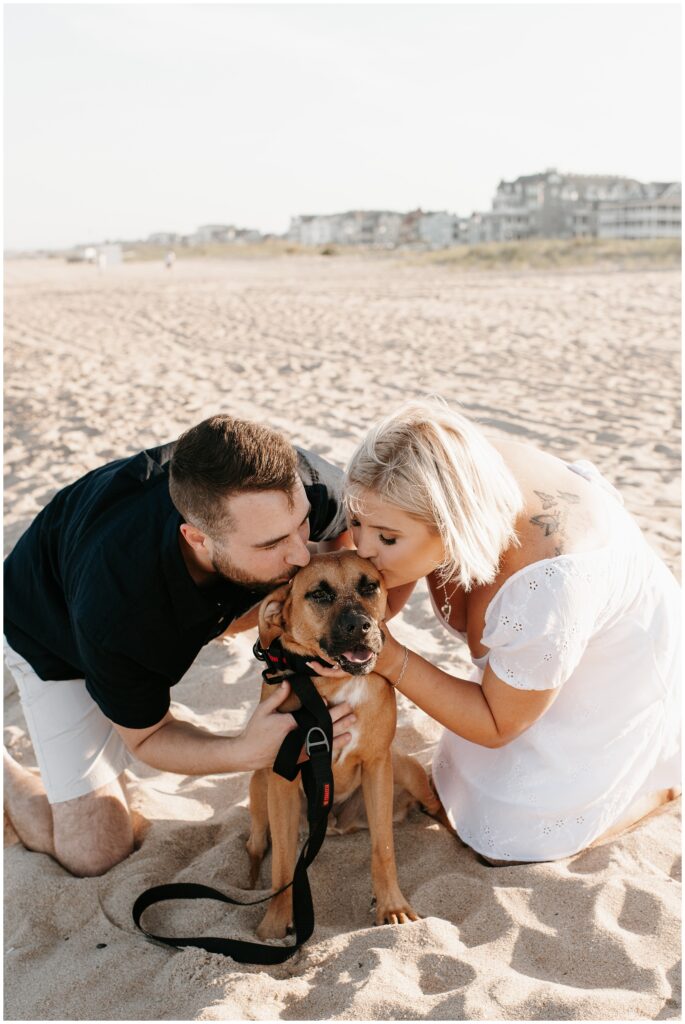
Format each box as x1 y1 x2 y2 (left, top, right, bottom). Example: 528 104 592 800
132 638 335 964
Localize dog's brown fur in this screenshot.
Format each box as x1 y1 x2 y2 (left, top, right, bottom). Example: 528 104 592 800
246 550 442 939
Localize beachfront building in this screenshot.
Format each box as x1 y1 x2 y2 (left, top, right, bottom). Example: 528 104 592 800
195 224 233 243
288 210 404 247
192 224 262 245
458 209 531 244
417 211 460 248
147 232 181 246
67 242 123 265
469 170 681 242
288 209 458 248
597 183 681 239
287 174 681 250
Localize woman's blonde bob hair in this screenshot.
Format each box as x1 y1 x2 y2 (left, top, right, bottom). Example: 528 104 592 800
345 396 524 591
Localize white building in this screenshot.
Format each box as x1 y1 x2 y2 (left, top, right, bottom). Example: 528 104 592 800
147 232 180 246
478 170 681 241
417 211 459 248
288 209 457 248
67 242 122 265
195 224 233 244
597 183 681 239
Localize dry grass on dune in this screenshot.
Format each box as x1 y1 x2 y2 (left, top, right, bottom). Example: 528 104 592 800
58 236 682 271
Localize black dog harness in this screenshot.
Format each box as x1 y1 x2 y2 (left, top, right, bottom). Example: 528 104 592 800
132 637 336 964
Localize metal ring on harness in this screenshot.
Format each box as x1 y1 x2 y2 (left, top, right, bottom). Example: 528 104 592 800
305 726 330 757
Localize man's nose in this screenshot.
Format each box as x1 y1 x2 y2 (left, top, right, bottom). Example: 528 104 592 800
286 536 311 568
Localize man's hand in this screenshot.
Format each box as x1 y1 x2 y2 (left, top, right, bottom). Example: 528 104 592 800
235 681 357 771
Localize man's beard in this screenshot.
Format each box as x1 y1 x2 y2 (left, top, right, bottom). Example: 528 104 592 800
210 547 298 594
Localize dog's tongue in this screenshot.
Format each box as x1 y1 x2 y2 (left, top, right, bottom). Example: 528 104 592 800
343 647 374 664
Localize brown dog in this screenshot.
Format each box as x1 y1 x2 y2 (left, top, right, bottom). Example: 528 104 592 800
246 549 442 940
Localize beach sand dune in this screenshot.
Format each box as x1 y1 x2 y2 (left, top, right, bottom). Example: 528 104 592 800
4 256 680 1020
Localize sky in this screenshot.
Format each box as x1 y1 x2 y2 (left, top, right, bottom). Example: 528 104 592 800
4 2 682 250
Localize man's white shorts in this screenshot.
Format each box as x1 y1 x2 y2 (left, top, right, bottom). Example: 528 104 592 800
4 638 131 804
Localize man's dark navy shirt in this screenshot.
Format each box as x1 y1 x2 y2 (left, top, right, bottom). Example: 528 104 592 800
4 442 347 729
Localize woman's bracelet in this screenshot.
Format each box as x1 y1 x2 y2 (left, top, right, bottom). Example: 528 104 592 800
393 645 410 689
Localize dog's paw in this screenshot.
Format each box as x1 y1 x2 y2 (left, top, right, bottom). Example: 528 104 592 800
374 901 420 926
256 911 293 942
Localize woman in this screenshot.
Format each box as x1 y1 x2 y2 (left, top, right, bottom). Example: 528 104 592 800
311 397 681 864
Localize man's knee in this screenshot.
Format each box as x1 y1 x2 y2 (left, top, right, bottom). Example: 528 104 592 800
52 779 135 877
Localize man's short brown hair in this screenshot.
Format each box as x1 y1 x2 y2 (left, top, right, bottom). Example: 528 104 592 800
168 415 299 534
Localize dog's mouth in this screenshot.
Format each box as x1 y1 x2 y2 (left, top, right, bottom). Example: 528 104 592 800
326 644 379 675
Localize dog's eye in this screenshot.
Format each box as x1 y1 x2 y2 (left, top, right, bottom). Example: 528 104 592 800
307 590 334 603
358 580 380 597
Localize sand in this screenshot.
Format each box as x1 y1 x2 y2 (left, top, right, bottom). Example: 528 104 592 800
3 254 681 1021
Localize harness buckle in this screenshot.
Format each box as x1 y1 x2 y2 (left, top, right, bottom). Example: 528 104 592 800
305 726 330 757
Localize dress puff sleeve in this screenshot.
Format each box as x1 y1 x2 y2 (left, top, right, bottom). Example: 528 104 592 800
482 558 602 691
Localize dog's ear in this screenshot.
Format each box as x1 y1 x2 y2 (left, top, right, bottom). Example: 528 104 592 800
257 583 292 646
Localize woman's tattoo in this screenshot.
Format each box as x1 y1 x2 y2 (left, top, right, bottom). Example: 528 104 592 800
530 513 560 536
530 488 579 552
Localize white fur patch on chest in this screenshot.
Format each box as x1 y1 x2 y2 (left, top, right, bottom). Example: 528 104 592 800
329 676 368 709
329 676 368 767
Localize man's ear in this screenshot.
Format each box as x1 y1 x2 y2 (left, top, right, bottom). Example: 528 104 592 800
257 583 292 646
180 521 208 551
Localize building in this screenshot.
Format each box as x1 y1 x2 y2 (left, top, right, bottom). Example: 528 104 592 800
288 209 458 248
288 172 681 250
67 242 122 265
195 224 233 244
478 170 681 242
288 210 405 247
193 224 262 245
416 211 459 248
597 183 681 239
147 232 181 246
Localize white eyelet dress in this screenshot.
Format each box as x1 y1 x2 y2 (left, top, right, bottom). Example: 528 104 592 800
431 460 681 863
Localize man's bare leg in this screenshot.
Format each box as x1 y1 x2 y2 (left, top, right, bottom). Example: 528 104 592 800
4 747 134 876
4 747 55 855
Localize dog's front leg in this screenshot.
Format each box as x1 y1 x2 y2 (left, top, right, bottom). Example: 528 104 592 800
361 753 419 926
256 771 301 941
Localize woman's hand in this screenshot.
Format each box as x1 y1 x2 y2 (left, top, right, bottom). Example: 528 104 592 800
305 660 350 680
306 621 405 684
372 622 406 681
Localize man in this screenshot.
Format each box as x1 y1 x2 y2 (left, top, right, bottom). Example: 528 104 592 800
4 415 356 877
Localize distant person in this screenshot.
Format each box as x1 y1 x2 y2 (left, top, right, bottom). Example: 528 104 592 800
165 250 176 270
97 251 107 272
3 416 358 877
310 397 681 865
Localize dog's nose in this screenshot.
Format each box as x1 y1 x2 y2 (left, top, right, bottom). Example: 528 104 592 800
337 608 373 635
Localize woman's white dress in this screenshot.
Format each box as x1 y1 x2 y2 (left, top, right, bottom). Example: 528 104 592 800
431 460 681 862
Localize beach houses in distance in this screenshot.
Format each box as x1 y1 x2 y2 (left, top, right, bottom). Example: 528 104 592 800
146 224 263 247
288 171 681 249
288 209 460 249
465 170 681 243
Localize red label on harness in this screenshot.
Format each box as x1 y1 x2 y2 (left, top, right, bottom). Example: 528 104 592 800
323 784 330 806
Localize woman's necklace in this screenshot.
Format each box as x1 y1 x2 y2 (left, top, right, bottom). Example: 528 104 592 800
440 579 460 620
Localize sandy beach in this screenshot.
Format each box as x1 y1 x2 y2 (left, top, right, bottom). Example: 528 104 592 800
3 254 681 1020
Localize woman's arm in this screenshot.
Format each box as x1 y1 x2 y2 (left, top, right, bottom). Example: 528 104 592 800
375 631 560 748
